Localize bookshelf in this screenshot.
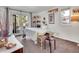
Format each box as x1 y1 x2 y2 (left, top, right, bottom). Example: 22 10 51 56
32 16 41 28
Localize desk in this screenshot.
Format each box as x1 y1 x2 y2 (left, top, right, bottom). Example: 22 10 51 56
0 34 24 53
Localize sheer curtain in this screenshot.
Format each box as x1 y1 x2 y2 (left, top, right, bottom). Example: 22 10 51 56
0 7 32 37
0 7 7 37
8 9 20 34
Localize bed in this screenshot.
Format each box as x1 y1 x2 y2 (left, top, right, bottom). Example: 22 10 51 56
25 28 47 44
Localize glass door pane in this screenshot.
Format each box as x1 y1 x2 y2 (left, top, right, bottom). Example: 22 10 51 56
12 15 29 34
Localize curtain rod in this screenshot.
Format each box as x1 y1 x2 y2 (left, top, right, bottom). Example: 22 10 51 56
4 7 32 14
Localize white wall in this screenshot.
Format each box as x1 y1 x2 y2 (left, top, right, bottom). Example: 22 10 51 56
32 8 79 43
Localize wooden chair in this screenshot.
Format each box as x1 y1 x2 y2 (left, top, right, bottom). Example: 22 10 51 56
37 32 56 53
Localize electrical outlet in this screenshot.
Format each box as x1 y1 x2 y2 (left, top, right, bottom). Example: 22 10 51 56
77 44 79 46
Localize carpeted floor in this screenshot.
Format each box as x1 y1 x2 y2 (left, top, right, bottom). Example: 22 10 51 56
16 36 79 53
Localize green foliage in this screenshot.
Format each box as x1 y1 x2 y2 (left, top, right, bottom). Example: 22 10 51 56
16 15 28 27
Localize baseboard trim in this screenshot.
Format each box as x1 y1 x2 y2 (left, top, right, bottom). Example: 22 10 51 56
54 36 78 44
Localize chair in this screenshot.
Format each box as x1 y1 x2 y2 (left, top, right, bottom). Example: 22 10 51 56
37 32 56 53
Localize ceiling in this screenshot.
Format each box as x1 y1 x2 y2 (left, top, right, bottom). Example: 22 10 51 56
8 6 53 13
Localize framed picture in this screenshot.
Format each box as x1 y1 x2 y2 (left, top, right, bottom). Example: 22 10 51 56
71 8 79 22
48 13 55 24
60 8 70 24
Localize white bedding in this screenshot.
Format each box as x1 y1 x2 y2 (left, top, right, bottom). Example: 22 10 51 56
25 28 47 44
25 28 47 33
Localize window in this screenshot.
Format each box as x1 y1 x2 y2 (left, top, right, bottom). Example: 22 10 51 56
61 8 70 24
13 15 28 33
16 15 28 27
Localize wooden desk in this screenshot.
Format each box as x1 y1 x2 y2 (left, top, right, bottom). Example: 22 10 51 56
12 48 23 53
